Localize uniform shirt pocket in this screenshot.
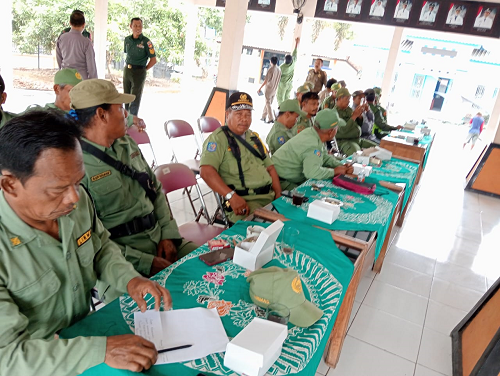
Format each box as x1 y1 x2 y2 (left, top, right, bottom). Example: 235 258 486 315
11 269 61 311
91 176 128 217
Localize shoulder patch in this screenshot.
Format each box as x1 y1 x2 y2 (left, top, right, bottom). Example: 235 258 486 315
277 136 285 145
77 229 92 247
314 149 322 157
207 142 217 152
91 170 111 182
10 237 21 247
130 151 140 159
147 41 153 48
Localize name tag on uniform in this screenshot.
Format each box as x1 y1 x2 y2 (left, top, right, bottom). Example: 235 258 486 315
77 229 92 247
91 170 111 182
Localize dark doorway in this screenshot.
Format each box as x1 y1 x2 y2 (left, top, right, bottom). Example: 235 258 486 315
430 77 452 111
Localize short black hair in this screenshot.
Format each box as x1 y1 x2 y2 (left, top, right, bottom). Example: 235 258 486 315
0 110 81 183
74 104 112 128
271 56 278 65
0 74 4 95
285 54 293 64
301 92 320 104
70 10 85 27
316 58 324 63
326 78 337 89
130 17 142 25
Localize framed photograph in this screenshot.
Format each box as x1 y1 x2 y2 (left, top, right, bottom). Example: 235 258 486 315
473 6 496 30
249 0 276 12
368 0 386 20
394 0 412 20
346 0 363 18
418 1 439 25
446 3 467 28
324 0 339 13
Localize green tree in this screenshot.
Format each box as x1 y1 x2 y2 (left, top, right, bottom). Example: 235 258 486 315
311 19 354 50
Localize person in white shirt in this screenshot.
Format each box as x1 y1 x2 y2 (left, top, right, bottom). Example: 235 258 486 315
370 0 385 16
395 1 410 19
474 8 494 29
447 6 464 26
324 0 338 12
346 0 362 14
420 3 438 22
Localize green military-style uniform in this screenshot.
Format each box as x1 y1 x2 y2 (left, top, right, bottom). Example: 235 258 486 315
276 48 297 105
334 105 377 156
200 127 275 223
321 95 335 110
369 103 397 139
81 135 197 299
123 34 156 116
272 127 343 191
0 108 17 129
0 188 140 376
293 114 313 135
266 120 294 155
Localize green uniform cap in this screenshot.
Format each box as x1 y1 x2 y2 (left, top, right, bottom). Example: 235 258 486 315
331 83 342 93
304 81 314 91
247 266 323 327
70 79 135 109
314 108 346 130
336 88 351 99
279 99 307 116
352 90 365 98
373 87 382 97
296 85 310 94
54 68 83 86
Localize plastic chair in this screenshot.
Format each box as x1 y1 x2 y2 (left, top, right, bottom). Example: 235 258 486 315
127 126 158 169
154 163 225 244
197 116 222 141
164 120 201 174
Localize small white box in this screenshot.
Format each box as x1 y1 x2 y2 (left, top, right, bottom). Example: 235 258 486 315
353 151 371 165
233 220 284 271
224 318 288 376
352 163 372 177
307 200 341 224
368 146 392 161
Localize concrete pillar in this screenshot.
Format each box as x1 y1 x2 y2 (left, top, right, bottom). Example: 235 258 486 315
0 0 14 92
489 91 500 143
381 26 404 108
183 3 198 90
294 18 313 91
216 0 249 90
94 0 108 79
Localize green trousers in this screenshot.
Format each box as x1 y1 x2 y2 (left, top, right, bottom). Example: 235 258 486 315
276 82 293 106
338 139 378 157
123 66 147 116
226 191 275 223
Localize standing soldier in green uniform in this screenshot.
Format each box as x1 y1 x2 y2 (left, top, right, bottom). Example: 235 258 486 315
266 99 306 155
0 75 17 129
272 109 354 190
123 17 157 116
69 79 197 301
334 88 377 156
365 88 402 139
321 82 341 110
276 38 300 106
200 92 282 223
0 111 172 375
60 10 92 40
306 58 328 93
293 91 320 135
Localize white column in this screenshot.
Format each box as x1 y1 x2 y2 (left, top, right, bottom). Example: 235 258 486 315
294 17 313 90
0 0 14 91
381 26 404 108
94 0 108 79
216 0 249 90
182 3 198 89
489 91 500 143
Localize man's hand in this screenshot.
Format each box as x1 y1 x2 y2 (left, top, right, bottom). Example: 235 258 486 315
351 106 364 120
127 276 172 312
105 334 158 373
157 239 177 263
149 257 172 277
333 165 354 176
229 194 249 217
396 125 404 130
132 116 146 130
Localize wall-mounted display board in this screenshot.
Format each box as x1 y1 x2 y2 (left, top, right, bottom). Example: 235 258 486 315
466 143 500 198
314 0 500 38
216 0 276 12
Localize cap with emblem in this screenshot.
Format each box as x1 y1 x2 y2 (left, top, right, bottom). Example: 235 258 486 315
279 99 307 116
296 84 310 94
54 68 83 87
247 266 323 327
70 79 135 109
352 90 365 98
331 82 342 93
226 91 253 111
304 81 314 91
314 108 346 130
373 87 382 97
336 88 351 99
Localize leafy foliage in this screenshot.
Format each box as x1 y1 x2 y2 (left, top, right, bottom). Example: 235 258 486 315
311 19 354 50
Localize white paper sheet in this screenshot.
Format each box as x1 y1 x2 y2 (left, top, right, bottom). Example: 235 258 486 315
134 307 229 364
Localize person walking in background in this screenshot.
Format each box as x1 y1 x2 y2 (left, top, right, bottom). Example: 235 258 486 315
463 112 484 150
258 56 281 123
123 17 157 116
306 58 328 93
276 38 300 106
56 10 97 80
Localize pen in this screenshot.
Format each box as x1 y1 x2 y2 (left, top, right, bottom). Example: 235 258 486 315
158 344 192 354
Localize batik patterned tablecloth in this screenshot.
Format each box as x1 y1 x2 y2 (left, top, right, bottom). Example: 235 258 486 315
60 221 354 376
272 178 400 261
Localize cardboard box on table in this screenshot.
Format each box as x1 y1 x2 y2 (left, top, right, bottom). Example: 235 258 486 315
307 200 341 224
361 146 392 161
224 318 288 376
233 220 284 271
352 163 372 177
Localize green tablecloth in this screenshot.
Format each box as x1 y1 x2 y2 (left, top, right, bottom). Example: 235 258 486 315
60 221 354 376
272 178 400 261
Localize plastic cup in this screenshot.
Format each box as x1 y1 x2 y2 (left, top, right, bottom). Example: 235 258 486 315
292 190 305 206
281 228 300 255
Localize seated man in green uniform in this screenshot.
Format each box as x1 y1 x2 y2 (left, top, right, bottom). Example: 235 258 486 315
200 92 282 224
366 88 402 139
334 88 377 156
272 109 354 191
321 82 341 110
294 91 320 135
319 78 337 105
69 79 197 301
266 99 306 155
0 74 17 129
0 111 172 375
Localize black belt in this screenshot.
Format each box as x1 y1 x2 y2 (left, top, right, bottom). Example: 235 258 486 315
108 212 156 239
126 64 146 70
228 184 272 196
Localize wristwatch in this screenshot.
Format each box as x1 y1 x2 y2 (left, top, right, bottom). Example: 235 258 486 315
225 190 236 200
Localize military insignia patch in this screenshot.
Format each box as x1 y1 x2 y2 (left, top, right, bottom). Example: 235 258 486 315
277 136 285 145
291 276 303 293
77 229 91 247
75 72 82 80
149 49 155 54
297 125 305 133
130 151 140 159
147 41 153 48
91 170 111 182
10 237 21 246
207 142 217 152
314 149 321 157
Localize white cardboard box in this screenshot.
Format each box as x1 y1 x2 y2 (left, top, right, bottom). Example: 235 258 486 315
368 146 392 161
353 151 371 165
224 318 288 376
352 163 372 177
233 220 284 271
307 200 341 224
